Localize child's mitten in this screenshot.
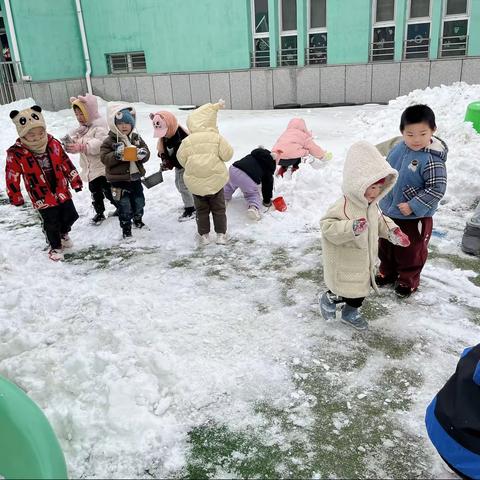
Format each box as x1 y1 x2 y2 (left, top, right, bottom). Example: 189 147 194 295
114 143 124 160
137 148 148 161
323 151 333 161
388 227 410 247
352 218 368 235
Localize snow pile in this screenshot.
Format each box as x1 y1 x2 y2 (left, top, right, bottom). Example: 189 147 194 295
0 83 479 478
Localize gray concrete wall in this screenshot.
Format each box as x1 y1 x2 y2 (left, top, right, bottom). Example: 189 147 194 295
13 57 480 111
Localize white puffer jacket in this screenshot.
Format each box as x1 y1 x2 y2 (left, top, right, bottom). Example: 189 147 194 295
69 94 108 182
320 141 399 299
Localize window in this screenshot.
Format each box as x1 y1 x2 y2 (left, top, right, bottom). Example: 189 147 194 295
409 0 430 18
279 0 297 66
310 0 326 28
405 0 430 58
252 0 270 67
371 0 395 61
107 52 146 74
254 0 269 33
307 0 327 65
281 0 297 31
446 0 467 15
376 0 395 22
440 0 469 57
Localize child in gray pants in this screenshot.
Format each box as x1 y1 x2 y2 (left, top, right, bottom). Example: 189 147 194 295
151 110 195 222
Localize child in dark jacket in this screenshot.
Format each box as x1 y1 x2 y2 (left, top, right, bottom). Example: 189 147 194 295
377 104 447 298
5 105 83 261
224 148 276 220
100 102 150 239
425 344 480 480
150 110 194 222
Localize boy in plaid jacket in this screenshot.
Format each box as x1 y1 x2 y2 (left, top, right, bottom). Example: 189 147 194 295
377 104 448 298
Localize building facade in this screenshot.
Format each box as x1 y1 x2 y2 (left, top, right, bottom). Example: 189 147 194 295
0 0 479 109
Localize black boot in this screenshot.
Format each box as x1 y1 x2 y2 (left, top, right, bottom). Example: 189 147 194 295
91 212 106 225
178 206 196 222
122 224 132 238
133 216 145 229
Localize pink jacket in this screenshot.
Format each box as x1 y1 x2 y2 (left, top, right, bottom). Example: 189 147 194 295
271 118 326 161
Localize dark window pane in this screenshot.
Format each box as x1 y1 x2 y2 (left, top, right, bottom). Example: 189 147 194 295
442 19 468 56
405 22 430 58
282 0 297 31
446 0 467 15
308 32 327 64
372 26 395 60
254 0 269 33
410 0 430 18
254 37 270 67
280 35 297 65
311 0 326 28
376 0 395 22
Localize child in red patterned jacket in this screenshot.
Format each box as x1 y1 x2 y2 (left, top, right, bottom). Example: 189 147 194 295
5 105 83 261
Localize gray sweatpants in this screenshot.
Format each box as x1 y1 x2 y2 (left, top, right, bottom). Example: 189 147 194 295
175 167 194 208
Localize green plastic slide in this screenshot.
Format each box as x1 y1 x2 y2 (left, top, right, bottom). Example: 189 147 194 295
0 376 68 479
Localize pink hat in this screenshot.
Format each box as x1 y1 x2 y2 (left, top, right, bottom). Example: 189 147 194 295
149 111 178 138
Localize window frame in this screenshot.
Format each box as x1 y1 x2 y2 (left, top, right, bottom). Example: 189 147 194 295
278 0 298 66
373 0 396 25
440 0 470 57
306 0 327 65
407 0 432 23
279 0 298 36
251 0 270 67
106 51 147 75
370 0 396 62
443 0 469 18
308 0 327 32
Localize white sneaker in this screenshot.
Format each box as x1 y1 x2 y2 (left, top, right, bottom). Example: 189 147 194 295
216 233 227 245
198 233 210 246
247 206 261 221
48 248 64 262
61 234 73 249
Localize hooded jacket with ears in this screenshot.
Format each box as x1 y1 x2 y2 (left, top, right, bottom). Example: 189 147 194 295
321 141 399 299
100 102 150 183
176 101 233 196
271 118 326 161
69 94 108 182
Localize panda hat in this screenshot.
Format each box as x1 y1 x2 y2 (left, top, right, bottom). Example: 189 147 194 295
10 105 46 138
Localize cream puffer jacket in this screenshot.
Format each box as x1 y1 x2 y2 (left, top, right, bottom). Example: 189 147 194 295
69 94 108 182
177 101 233 196
320 141 399 299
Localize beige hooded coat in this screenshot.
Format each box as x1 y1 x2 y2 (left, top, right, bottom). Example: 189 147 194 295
69 94 108 182
321 141 399 299
176 101 233 196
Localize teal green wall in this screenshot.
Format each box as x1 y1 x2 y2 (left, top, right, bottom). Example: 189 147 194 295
394 0 407 61
1 0 84 81
429 0 443 59
326 0 371 64
82 0 251 76
296 0 307 66
268 0 279 67
469 0 480 56
2 0 480 81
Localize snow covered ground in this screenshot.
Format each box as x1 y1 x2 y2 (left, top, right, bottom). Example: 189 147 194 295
1 82 479 478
